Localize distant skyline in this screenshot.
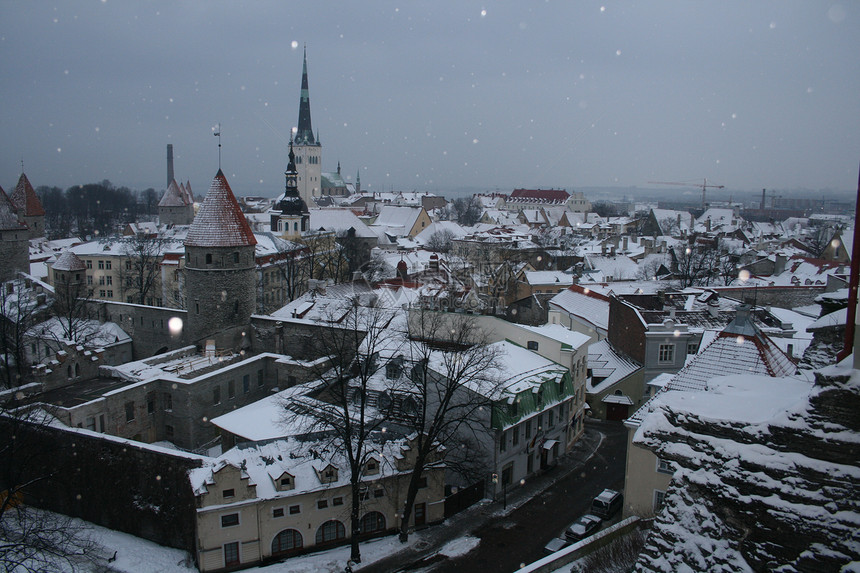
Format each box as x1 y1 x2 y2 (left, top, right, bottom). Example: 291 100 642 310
1 2 858 198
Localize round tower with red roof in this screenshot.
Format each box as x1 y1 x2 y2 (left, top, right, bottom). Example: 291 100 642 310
184 170 258 348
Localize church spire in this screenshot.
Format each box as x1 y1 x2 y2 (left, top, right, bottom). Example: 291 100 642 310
296 46 315 145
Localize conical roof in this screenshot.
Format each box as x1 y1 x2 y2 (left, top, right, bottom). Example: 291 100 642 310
667 307 797 392
0 185 27 231
10 173 45 216
159 179 188 207
295 47 316 145
185 170 256 248
183 180 195 205
53 250 87 272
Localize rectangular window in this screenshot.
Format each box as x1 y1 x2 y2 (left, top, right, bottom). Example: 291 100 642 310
280 477 292 488
106 275 112 285
86 275 93 285
86 260 92 269
273 507 284 518
220 513 239 527
213 387 221 405
99 290 106 297
165 425 174 440
223 489 235 499
317 499 328 509
223 541 239 566
499 430 506 452
527 340 539 351
374 489 384 498
146 392 155 414
548 409 554 426
687 342 698 355
527 452 534 473
125 260 131 271
525 420 532 439
658 343 675 363
98 260 104 269
289 505 300 515
418 476 428 489
657 458 674 475
85 416 96 431
512 426 520 446
654 490 666 511
243 374 250 393
228 380 235 399
124 401 135 422
105 260 111 270
106 290 113 297
164 393 173 411
332 497 343 506
257 370 264 387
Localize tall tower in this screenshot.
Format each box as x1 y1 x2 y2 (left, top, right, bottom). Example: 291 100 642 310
293 47 322 208
0 186 29 282
184 170 257 349
270 141 309 241
10 173 46 239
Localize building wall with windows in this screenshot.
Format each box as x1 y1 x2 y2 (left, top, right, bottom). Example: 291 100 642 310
622 426 673 518
192 438 445 572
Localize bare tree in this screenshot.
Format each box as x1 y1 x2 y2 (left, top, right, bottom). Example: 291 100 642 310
0 280 44 389
50 271 96 346
426 229 455 253
292 298 402 563
672 241 718 288
452 197 483 227
395 309 501 541
273 239 310 304
119 233 169 306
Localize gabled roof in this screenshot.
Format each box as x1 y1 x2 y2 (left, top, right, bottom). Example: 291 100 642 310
10 173 45 216
158 179 191 207
548 285 610 332
185 170 257 248
587 339 641 394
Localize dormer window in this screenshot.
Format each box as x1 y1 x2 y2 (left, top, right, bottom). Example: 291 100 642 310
277 473 295 491
365 459 379 475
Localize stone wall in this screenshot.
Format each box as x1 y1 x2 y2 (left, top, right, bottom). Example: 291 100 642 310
0 228 29 282
710 285 825 308
608 297 646 364
99 301 188 359
0 416 202 554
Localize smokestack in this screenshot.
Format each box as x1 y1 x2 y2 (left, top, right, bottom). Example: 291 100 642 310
167 144 174 188
761 188 766 211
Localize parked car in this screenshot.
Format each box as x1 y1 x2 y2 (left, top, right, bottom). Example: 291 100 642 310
543 536 570 554
564 514 602 541
590 488 623 519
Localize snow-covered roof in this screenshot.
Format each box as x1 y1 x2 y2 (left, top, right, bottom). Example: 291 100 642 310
514 324 592 351
185 170 257 248
523 270 575 286
584 254 640 281
52 250 86 272
548 286 610 332
587 339 641 394
309 208 377 238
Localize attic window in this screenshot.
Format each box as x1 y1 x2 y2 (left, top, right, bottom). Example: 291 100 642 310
365 460 379 475
279 476 293 490
223 488 235 499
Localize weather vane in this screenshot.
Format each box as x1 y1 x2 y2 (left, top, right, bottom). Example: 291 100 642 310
213 123 222 169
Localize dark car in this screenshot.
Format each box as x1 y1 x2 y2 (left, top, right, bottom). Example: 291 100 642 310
564 514 602 541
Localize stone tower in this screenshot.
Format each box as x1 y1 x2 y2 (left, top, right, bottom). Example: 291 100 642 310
270 141 310 241
184 170 257 349
159 179 195 226
293 47 322 208
51 250 88 303
9 173 46 239
0 186 29 282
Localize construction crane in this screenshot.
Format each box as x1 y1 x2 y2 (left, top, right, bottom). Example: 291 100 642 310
648 179 725 210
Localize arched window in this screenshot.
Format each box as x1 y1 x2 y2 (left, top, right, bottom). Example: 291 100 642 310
315 520 345 545
359 512 386 536
75 363 80 377
271 529 303 556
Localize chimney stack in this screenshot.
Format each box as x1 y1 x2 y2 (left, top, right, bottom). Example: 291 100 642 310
167 144 174 188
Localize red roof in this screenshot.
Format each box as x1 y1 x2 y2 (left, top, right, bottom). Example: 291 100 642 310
185 170 257 248
0 184 27 231
10 173 46 216
510 188 570 202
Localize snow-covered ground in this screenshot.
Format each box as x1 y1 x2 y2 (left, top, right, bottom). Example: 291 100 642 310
62 510 451 573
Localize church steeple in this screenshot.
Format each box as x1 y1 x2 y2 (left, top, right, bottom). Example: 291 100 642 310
295 46 315 145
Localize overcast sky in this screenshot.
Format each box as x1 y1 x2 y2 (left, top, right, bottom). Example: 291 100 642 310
1 1 858 198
